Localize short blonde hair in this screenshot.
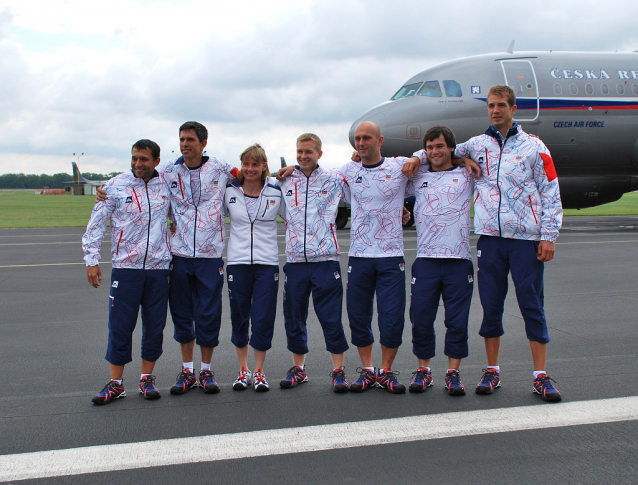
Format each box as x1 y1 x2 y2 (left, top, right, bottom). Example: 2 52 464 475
238 144 269 182
296 133 322 152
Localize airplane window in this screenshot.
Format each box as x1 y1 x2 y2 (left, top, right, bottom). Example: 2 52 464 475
569 83 578 95
417 81 442 97
585 84 594 95
617 84 625 95
443 80 463 97
633 84 638 95
553 83 562 95
391 82 423 100
601 84 609 95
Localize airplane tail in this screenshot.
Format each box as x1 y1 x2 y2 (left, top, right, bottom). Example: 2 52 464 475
72 162 90 184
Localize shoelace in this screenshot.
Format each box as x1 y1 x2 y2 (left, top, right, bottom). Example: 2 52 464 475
537 375 557 390
331 370 347 384
412 369 428 383
481 370 497 384
447 371 461 386
254 373 266 385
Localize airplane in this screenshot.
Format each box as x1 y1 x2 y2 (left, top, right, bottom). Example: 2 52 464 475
64 162 111 195
347 44 638 211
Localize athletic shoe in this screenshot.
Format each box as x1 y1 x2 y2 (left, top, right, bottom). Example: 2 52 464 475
233 369 253 391
533 373 562 402
280 366 308 388
253 371 270 392
139 375 161 400
350 368 377 393
409 367 433 393
199 370 220 394
92 380 126 405
170 369 197 395
330 368 350 393
377 370 406 394
475 368 501 395
444 370 466 396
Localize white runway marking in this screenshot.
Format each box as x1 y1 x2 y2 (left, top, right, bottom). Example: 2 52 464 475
1 396 637 482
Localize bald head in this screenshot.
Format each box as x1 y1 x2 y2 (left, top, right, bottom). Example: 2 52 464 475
354 121 384 165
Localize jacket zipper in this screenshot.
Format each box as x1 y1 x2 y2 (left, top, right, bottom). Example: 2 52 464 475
142 180 151 269
529 195 538 224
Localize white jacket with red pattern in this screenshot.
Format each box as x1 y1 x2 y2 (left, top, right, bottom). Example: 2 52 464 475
82 170 171 269
416 123 562 243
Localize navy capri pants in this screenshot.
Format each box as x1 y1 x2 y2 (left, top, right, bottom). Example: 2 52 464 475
105 267 170 366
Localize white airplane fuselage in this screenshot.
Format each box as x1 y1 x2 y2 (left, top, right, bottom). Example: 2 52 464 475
349 51 638 208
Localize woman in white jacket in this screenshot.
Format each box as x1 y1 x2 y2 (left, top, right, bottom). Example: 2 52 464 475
224 144 286 391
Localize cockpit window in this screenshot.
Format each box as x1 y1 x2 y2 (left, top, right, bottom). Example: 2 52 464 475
443 80 463 97
391 82 423 100
417 81 442 97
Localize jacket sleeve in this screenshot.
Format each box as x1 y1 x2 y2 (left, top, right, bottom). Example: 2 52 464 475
82 181 117 266
411 149 430 167
532 141 563 242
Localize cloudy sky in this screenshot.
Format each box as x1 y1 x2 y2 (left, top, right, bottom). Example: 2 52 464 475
1 0 637 175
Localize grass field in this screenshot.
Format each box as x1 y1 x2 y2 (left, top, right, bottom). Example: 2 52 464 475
1 190 637 229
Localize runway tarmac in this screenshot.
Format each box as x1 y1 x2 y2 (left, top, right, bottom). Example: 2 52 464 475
0 216 637 484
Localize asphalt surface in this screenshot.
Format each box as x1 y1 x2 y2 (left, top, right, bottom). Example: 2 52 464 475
1 216 637 484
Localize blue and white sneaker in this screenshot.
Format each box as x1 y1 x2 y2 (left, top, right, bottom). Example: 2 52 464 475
139 375 161 400
409 367 433 393
92 380 126 405
533 373 562 402
330 368 350 393
199 370 220 394
350 368 377 393
253 371 270 392
476 368 501 395
377 370 406 394
170 369 197 395
444 370 466 396
233 369 253 391
280 366 308 388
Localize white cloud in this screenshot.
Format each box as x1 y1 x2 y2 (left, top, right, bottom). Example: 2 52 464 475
1 0 638 175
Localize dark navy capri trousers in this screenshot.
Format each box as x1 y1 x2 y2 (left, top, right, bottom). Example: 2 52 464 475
283 261 349 355
105 268 170 366
169 256 224 348
410 257 473 360
347 256 406 349
227 264 279 352
477 236 550 343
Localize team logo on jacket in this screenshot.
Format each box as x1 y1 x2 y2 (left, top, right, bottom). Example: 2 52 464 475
420 182 428 188
452 178 459 184
399 263 405 271
274 273 279 281
269 199 276 205
468 275 473 283
334 272 340 280
229 197 236 203
478 157 484 163
355 177 362 183
228 275 233 282
171 181 178 188
286 190 293 196
125 196 133 203
112 281 119 288
213 181 219 187
385 175 392 182
321 190 328 197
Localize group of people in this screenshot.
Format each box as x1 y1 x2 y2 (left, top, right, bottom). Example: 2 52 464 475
82 84 564 406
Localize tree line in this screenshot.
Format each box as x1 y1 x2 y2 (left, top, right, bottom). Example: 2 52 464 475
0 172 121 189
